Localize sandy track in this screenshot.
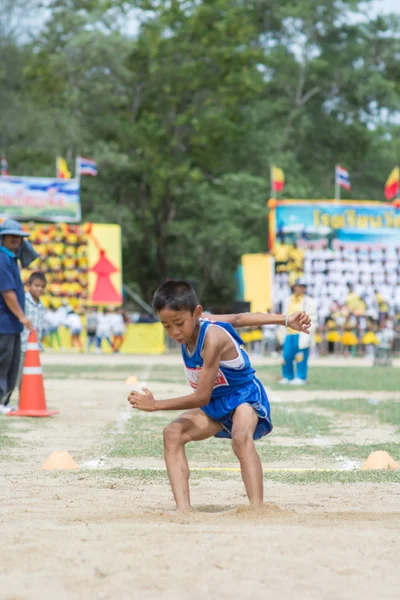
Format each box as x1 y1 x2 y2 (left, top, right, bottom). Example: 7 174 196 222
1 378 399 599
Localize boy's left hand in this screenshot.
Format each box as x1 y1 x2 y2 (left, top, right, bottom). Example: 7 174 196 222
128 388 156 412
287 311 312 334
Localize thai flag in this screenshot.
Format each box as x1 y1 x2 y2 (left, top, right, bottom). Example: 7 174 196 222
1 156 8 176
336 165 351 190
77 156 97 176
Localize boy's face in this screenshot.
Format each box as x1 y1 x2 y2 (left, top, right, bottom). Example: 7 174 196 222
29 279 46 300
158 306 202 344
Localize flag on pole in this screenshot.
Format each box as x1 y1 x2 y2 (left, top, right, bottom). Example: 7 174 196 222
271 166 285 193
56 156 71 179
1 156 8 176
336 165 351 190
77 156 97 177
384 167 399 200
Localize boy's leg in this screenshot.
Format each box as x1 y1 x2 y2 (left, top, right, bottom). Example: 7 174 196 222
163 408 222 511
231 403 263 505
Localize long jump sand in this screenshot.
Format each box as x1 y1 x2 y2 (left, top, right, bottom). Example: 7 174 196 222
0 359 399 599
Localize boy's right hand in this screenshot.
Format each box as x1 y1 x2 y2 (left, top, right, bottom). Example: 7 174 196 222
287 311 311 334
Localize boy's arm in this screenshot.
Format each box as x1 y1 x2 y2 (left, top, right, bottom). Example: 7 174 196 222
128 328 225 412
205 312 285 327
203 311 311 333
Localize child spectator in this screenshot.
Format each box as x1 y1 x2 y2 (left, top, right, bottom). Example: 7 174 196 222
66 310 83 352
262 319 278 356
374 319 396 366
19 272 47 392
96 308 113 352
110 307 127 353
324 315 340 355
341 313 358 357
362 320 379 359
45 305 62 350
86 306 98 352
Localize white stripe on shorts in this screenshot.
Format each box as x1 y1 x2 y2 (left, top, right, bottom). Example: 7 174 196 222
27 343 40 350
23 367 42 375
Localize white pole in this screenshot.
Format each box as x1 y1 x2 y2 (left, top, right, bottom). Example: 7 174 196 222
75 155 82 223
75 155 81 184
334 165 340 202
397 166 400 200
270 164 274 198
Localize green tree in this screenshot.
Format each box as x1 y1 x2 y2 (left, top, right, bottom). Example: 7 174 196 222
2 0 400 303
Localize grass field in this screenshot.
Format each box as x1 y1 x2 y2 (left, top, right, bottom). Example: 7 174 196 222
43 362 400 391
1 355 399 599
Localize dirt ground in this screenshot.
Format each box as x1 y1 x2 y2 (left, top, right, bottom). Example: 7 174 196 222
1 357 399 600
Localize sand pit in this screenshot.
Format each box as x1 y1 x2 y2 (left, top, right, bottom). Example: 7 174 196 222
0 356 399 599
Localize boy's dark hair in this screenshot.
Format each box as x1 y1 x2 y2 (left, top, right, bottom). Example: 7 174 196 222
152 280 199 313
28 271 47 285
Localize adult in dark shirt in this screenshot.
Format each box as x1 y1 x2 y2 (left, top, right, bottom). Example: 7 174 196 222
0 220 35 407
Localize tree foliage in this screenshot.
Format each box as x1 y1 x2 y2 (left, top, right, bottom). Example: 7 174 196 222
1 0 400 302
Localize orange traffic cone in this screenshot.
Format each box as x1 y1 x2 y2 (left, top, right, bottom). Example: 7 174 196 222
7 329 58 418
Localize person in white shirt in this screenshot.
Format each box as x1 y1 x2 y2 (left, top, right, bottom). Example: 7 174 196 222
278 278 317 385
45 306 62 350
262 321 278 356
66 311 83 352
110 308 127 353
96 308 113 352
56 302 70 327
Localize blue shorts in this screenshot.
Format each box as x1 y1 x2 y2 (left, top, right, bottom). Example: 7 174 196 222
201 379 273 440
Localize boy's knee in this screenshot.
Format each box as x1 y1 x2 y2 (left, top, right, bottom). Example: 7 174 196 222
163 422 186 448
231 428 253 454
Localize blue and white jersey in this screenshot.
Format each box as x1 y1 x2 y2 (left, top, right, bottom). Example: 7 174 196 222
181 319 255 398
181 318 272 438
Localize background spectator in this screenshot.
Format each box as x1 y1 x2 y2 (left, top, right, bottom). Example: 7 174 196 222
278 278 317 385
110 308 127 353
18 272 47 401
86 306 99 352
66 310 83 352
96 308 113 352
0 220 36 411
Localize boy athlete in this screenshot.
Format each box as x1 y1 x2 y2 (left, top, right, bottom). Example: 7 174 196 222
128 281 311 511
